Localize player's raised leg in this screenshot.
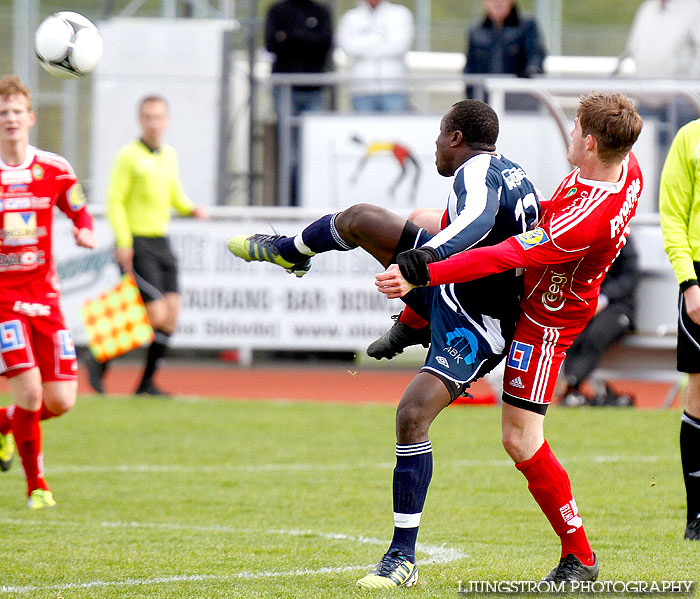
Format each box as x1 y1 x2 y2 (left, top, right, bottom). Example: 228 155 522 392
357 372 451 589
227 203 407 275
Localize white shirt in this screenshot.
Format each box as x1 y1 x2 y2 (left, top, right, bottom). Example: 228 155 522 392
336 0 415 95
626 0 700 78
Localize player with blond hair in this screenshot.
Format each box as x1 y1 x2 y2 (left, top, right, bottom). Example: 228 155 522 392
0 75 97 509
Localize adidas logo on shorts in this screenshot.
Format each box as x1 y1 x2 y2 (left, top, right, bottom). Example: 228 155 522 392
509 376 525 389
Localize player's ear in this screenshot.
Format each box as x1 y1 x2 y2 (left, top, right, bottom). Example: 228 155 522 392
28 110 36 128
451 130 463 147
585 134 596 152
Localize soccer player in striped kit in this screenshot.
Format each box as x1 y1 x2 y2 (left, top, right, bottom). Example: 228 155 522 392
377 92 643 584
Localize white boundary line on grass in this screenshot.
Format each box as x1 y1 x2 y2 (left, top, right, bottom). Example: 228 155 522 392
0 520 467 595
44 453 661 474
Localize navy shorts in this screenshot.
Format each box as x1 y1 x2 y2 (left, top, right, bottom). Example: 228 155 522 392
131 236 179 303
394 223 509 400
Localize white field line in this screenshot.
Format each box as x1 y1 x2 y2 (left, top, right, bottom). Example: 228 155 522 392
43 453 662 475
0 521 466 595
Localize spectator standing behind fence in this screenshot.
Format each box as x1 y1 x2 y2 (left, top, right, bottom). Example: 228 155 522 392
659 118 700 541
87 96 208 396
463 0 545 107
336 0 415 112
265 0 333 116
618 0 700 137
559 237 640 408
265 0 333 205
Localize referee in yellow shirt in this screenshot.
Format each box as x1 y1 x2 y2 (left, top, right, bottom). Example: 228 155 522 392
89 95 208 395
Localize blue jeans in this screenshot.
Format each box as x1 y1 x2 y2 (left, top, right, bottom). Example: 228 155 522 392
352 93 410 113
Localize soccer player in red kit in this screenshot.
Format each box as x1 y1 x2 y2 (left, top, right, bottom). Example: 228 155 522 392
376 92 643 584
0 75 96 509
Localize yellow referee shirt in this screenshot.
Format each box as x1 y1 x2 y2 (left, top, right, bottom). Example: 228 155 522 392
660 119 700 286
107 140 194 249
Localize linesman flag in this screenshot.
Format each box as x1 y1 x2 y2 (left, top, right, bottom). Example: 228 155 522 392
81 273 154 363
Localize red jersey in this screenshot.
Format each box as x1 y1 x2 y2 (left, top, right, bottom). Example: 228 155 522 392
0 146 93 302
428 152 644 330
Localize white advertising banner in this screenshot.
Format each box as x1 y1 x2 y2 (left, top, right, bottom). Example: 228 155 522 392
54 211 405 352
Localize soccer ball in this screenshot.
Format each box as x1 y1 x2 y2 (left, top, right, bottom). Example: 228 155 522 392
35 12 103 78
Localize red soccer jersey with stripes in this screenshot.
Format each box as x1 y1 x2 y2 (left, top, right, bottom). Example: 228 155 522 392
430 152 644 329
0 146 93 303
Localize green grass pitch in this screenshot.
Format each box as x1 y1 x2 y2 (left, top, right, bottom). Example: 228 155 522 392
0 394 696 598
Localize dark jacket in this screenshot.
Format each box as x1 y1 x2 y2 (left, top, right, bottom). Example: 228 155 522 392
265 0 333 77
464 4 545 81
600 235 640 323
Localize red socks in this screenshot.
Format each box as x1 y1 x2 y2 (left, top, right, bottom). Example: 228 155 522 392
516 441 594 566
11 406 48 495
0 404 58 436
398 306 428 328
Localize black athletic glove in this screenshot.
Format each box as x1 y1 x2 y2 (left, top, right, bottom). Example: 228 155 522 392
397 247 439 287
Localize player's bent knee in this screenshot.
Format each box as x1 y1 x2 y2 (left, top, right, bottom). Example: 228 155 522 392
43 381 78 416
396 402 432 443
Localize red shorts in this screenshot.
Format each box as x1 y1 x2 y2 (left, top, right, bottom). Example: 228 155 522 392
0 299 77 381
501 313 583 414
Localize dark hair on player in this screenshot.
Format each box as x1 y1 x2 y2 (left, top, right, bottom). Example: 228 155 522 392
138 94 169 113
0 75 32 111
577 92 643 165
444 100 499 151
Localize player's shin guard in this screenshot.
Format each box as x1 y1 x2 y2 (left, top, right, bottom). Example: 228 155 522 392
681 412 700 523
12 406 48 494
276 213 355 264
390 441 433 562
516 441 594 566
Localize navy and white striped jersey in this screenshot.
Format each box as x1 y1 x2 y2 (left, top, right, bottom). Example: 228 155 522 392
424 153 541 260
422 152 542 329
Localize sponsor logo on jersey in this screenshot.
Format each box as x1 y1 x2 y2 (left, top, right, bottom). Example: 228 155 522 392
1 212 45 246
67 183 87 210
0 320 25 352
502 166 528 190
13 301 51 317
542 271 567 312
564 187 577 198
436 355 449 368
610 178 641 239
57 330 76 359
4 197 31 210
7 184 28 192
509 376 525 389
515 227 549 250
507 341 533 371
31 164 44 181
1 170 32 186
0 248 46 272
442 327 478 365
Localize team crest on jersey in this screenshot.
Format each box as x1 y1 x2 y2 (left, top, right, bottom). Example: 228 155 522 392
507 341 533 371
67 183 87 211
515 227 549 250
564 187 577 198
32 164 44 181
0 320 25 352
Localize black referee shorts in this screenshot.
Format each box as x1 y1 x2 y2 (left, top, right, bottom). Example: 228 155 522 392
131 236 179 303
678 262 700 374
